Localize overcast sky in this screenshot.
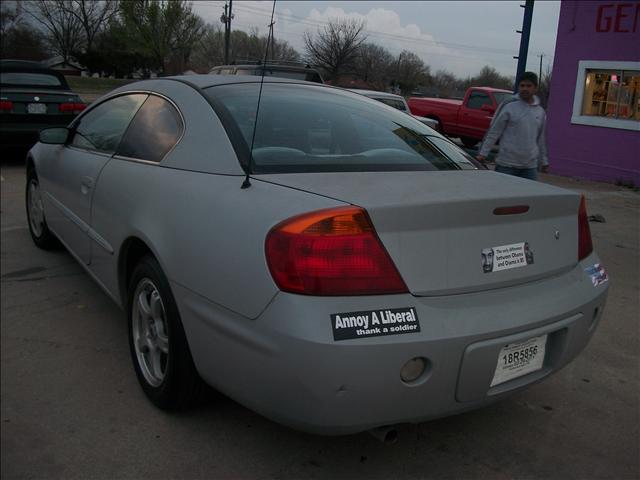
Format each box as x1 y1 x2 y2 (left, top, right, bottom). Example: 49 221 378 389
193 0 561 79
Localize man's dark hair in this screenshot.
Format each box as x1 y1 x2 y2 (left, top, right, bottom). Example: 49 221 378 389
519 71 538 86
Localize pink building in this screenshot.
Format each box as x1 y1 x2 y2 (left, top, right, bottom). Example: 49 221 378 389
547 1 639 185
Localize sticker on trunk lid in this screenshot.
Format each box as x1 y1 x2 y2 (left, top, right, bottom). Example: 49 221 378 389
585 263 608 286
482 242 534 273
330 308 420 341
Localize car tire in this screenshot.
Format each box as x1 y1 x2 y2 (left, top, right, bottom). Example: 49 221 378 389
26 168 59 250
461 137 479 148
128 255 204 410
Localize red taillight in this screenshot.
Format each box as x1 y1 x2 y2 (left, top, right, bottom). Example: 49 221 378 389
59 102 86 113
0 100 13 112
265 206 408 296
578 195 593 260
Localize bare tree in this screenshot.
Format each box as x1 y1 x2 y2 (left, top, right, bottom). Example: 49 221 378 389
0 2 20 45
1 3 49 60
190 23 225 72
354 42 394 89
191 26 301 72
430 69 460 98
119 0 204 74
537 65 552 108
62 0 119 53
304 18 366 81
468 65 512 90
23 0 84 62
269 36 300 63
394 50 430 95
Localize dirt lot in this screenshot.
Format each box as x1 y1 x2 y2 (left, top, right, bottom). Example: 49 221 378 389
1 157 638 479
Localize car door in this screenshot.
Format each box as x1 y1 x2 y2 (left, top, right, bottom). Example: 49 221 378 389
43 93 147 264
458 90 493 139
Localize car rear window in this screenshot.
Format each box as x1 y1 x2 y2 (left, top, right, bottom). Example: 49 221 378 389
205 83 476 174
0 72 64 87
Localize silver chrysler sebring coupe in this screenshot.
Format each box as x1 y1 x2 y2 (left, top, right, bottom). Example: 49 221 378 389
26 75 609 437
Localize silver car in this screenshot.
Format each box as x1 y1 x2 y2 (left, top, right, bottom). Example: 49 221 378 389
26 75 608 437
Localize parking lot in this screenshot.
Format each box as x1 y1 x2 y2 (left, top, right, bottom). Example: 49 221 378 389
1 156 639 479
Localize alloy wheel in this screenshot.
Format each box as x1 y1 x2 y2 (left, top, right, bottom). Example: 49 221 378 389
131 278 170 387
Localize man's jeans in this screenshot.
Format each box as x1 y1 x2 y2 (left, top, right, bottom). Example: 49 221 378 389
494 164 538 181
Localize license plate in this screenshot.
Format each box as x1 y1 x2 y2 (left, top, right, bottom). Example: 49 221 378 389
490 335 547 387
27 103 47 114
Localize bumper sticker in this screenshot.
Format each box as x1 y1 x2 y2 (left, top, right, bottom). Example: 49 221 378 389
482 242 534 273
330 307 420 341
585 263 608 287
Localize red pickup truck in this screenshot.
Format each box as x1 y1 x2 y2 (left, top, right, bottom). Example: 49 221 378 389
408 87 513 147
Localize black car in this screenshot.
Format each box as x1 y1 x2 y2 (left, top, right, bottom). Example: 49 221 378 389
209 62 324 83
0 60 86 152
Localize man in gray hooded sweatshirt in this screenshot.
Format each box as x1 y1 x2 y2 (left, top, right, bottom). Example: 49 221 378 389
477 72 549 180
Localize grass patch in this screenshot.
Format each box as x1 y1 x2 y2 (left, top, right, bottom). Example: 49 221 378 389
65 76 134 94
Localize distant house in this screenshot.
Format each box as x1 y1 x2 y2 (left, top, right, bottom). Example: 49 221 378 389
547 0 639 186
43 56 85 76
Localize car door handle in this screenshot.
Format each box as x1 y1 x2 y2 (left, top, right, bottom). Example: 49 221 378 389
81 176 94 194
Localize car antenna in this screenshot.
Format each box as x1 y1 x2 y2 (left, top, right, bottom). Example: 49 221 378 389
242 0 277 189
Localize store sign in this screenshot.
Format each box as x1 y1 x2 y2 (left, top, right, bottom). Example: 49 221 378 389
596 3 640 33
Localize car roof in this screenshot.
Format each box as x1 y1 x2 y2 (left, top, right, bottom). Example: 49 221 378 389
163 74 323 90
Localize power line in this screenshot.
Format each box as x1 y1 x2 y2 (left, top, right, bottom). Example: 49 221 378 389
200 1 548 58
233 4 522 55
229 21 519 67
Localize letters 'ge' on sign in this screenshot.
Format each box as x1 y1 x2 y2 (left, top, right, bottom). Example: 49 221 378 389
596 3 640 32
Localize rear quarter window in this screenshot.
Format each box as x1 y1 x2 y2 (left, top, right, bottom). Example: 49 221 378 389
117 95 183 162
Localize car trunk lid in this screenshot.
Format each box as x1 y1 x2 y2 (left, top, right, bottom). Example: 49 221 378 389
258 170 580 296
0 88 83 116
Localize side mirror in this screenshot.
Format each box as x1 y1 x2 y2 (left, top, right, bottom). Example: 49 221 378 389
480 104 496 114
39 127 69 145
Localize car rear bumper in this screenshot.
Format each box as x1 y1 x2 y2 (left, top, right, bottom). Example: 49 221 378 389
175 254 609 435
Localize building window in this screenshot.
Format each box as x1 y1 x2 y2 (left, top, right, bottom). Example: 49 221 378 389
582 70 639 120
571 61 640 131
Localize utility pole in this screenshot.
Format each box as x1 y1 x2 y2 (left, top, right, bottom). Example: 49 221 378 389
221 0 234 64
538 53 545 81
513 0 534 92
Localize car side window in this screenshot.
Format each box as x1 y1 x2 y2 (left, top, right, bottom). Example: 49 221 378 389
70 94 147 154
117 95 183 162
467 92 492 110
